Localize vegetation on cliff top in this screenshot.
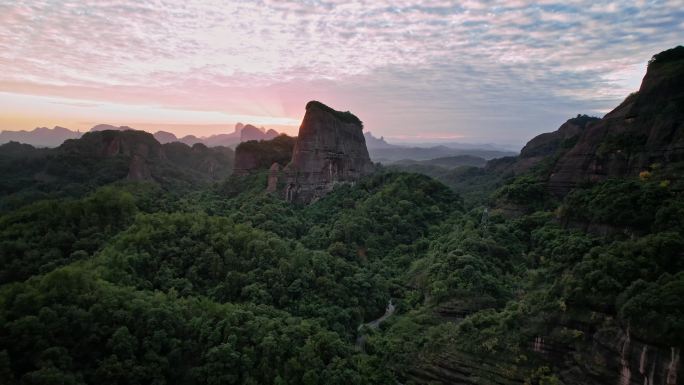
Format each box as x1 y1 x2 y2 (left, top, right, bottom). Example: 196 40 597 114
234 134 296 170
1 148 681 384
1 47 683 385
306 100 364 127
648 45 684 66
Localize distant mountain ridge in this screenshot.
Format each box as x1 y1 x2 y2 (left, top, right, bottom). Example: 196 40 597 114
393 155 487 169
0 126 81 147
370 145 515 163
89 124 135 132
364 131 395 149
0 122 284 149
361 131 516 162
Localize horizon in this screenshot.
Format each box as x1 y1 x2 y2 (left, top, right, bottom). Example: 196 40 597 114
1 1 683 146
1 121 524 152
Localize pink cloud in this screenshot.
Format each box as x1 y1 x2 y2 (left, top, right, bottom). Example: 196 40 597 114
0 0 682 144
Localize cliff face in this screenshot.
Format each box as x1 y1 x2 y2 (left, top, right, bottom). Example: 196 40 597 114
284 101 374 203
32 130 234 184
406 323 680 385
408 47 684 385
547 46 684 195
162 142 234 180
512 115 600 175
232 135 295 176
61 130 164 181
590 327 680 385
232 146 260 176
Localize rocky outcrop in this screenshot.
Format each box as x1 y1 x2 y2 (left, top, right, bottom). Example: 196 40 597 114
284 101 374 203
406 351 526 385
60 130 233 181
547 46 684 195
512 115 600 174
267 162 280 192
404 323 681 385
128 154 151 181
232 135 295 176
162 142 234 180
0 129 234 198
233 145 261 176
588 327 680 385
62 130 164 181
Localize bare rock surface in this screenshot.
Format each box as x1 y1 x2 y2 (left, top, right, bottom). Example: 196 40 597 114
284 101 374 203
548 46 684 194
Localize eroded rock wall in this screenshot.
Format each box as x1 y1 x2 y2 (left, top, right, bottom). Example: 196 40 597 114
284 101 374 203
548 49 684 195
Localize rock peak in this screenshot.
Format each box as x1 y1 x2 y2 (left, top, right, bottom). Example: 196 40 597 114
283 101 373 203
546 46 684 194
305 100 363 128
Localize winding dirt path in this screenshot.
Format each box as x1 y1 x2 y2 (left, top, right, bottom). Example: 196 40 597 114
356 299 395 350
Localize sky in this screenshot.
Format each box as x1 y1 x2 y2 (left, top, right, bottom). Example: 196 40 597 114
0 0 682 147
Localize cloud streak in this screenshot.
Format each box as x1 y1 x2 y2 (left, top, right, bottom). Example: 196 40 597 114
0 0 682 145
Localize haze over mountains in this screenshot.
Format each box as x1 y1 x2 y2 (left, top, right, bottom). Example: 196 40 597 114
0 46 683 385
0 126 82 147
0 123 282 149
0 123 515 167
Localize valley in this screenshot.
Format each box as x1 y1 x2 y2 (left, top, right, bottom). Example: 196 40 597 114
0 46 682 385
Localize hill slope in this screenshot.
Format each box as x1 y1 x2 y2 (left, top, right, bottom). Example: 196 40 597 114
0 130 234 210
0 47 682 385
547 46 684 194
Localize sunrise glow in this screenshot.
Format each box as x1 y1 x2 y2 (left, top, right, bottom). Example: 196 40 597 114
1 1 683 143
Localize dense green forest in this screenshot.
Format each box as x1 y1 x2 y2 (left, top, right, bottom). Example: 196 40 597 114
1 144 682 384
3 44 684 384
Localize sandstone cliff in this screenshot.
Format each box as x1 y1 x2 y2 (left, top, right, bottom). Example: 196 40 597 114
284 101 374 203
512 114 600 175
232 135 295 176
547 46 684 195
162 141 234 180
3 130 235 189
61 130 164 181
406 318 680 385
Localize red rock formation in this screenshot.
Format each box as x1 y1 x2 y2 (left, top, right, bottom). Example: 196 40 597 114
127 154 151 181
232 135 295 176
548 46 684 195
267 162 280 192
284 101 374 203
513 115 599 174
232 146 261 176
59 130 163 181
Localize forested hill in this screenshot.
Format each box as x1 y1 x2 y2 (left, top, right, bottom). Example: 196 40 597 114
0 171 462 384
1 47 683 385
0 130 234 211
